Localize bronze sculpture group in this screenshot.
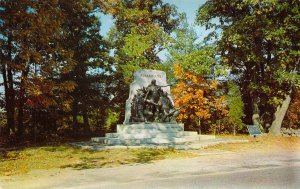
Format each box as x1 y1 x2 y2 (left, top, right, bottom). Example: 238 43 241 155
130 79 178 123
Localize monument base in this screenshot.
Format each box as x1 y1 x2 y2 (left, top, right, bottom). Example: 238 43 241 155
91 123 215 145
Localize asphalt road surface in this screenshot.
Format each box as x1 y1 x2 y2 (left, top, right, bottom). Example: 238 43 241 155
93 166 300 189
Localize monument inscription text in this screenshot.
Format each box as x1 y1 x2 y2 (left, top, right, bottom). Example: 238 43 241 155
140 74 163 78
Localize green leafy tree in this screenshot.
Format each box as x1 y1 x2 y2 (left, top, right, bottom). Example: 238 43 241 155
197 0 300 135
95 0 179 123
168 13 198 60
166 13 229 133
97 0 178 81
225 81 245 135
164 13 198 82
166 13 228 82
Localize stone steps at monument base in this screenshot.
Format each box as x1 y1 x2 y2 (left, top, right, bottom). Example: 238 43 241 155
105 131 198 139
117 129 184 134
91 135 215 145
91 123 215 145
117 123 184 133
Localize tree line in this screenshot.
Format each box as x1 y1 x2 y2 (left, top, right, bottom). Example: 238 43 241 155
0 0 299 144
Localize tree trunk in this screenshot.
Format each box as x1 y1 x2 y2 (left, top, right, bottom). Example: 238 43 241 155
269 93 292 135
17 67 29 141
233 123 236 136
1 64 10 137
82 106 90 133
7 65 15 134
1 36 16 137
72 98 78 129
198 118 201 135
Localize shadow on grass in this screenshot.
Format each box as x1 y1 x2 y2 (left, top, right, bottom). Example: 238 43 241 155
61 162 106 170
61 157 107 170
42 145 70 152
42 145 97 157
60 149 175 170
134 149 173 164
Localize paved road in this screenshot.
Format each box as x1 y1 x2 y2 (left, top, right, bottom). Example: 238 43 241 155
79 166 300 189
1 150 300 189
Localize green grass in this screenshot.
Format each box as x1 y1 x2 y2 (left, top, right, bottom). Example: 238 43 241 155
0 145 195 176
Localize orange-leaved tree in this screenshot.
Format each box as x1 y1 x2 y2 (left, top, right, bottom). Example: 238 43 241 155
172 64 228 134
287 90 300 129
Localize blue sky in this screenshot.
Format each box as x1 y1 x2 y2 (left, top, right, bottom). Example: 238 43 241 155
166 0 210 39
164 0 206 25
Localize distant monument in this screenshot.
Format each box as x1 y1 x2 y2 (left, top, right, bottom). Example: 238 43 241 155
92 69 215 145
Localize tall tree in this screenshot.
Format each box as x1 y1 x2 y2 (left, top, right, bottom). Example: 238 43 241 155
166 14 228 133
58 0 110 133
97 0 178 68
95 0 179 122
167 13 198 61
164 13 198 82
197 0 300 134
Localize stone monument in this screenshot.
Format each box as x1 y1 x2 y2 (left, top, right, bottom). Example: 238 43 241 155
92 69 215 145
124 69 173 123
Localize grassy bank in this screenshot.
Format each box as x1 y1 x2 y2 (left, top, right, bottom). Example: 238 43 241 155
0 145 195 176
214 134 300 152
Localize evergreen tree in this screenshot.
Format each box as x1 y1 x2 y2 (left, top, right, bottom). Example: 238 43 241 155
58 0 110 134
225 81 245 135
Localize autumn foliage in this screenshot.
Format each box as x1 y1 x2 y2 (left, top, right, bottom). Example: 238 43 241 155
172 64 228 133
287 90 300 129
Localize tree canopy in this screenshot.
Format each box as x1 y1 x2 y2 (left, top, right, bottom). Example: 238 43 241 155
197 0 300 133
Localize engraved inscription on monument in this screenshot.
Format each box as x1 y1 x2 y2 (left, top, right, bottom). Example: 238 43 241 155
140 73 163 78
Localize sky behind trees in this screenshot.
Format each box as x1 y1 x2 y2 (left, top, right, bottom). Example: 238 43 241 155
99 0 207 38
98 0 208 62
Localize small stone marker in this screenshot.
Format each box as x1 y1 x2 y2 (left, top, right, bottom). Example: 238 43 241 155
246 125 262 137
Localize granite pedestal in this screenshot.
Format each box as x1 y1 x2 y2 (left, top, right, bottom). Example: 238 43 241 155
91 123 215 145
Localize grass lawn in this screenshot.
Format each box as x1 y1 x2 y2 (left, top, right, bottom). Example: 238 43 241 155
214 134 300 153
0 145 195 176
